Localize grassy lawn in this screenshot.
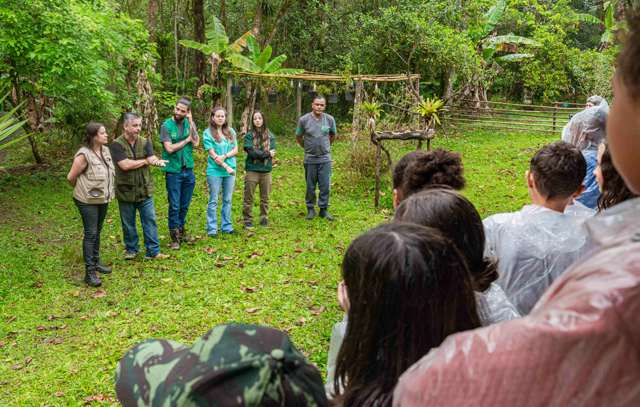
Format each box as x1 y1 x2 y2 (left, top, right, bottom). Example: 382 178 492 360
0 129 555 405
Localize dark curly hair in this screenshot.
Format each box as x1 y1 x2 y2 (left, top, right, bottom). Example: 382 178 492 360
597 143 638 211
394 188 499 292
529 142 586 200
393 149 465 201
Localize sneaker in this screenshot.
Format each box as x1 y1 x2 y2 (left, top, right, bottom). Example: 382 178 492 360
305 208 316 220
124 251 138 260
319 208 335 221
244 222 254 230
144 252 170 260
221 230 236 235
259 217 268 227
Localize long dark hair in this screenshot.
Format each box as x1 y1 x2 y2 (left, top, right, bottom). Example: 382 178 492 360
333 222 481 407
597 143 638 211
393 149 465 202
84 122 104 148
209 107 233 142
394 188 499 292
251 110 270 151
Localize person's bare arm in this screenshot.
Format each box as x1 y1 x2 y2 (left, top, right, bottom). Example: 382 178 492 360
296 135 303 147
188 112 200 147
224 144 239 158
162 138 191 154
330 133 336 144
116 158 149 172
67 154 88 186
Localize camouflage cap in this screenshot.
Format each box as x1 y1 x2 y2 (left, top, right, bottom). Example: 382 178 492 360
115 324 328 407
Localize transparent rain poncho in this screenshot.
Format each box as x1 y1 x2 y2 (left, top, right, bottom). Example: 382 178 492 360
483 205 591 315
561 102 608 150
325 285 520 395
393 198 640 407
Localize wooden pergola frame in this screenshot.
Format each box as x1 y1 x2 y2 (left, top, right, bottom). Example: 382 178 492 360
225 71 420 132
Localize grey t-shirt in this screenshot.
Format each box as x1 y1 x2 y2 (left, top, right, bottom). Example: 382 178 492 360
296 112 336 164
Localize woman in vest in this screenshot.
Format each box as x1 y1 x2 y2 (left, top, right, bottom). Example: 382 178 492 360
67 122 115 287
203 107 238 236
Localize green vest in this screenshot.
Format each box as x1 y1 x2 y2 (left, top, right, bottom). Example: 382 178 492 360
161 118 194 173
114 136 154 202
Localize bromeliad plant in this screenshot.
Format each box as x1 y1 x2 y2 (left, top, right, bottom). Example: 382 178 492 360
414 97 444 130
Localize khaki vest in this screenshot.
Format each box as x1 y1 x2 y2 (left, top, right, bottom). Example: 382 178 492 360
73 146 115 204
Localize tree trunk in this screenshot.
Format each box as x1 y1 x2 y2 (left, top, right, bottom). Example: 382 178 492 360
193 0 206 85
264 0 294 46
252 1 263 42
351 80 364 142
11 79 43 164
219 0 227 28
147 0 159 43
442 67 455 101
173 0 180 92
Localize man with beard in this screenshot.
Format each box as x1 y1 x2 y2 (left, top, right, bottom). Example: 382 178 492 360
160 97 199 250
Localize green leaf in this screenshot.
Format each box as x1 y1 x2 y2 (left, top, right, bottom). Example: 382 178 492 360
179 39 215 55
263 54 286 73
256 45 273 69
246 35 260 62
227 54 260 73
482 0 506 38
483 35 541 47
496 53 534 62
604 4 614 30
574 13 601 25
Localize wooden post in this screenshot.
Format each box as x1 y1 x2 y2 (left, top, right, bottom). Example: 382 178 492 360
296 80 302 120
552 102 558 133
374 135 381 209
226 77 233 127
352 80 364 141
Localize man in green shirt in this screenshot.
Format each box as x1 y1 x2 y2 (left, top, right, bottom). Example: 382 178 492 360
160 97 199 250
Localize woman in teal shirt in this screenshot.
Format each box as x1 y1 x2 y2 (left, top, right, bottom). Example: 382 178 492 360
203 107 237 236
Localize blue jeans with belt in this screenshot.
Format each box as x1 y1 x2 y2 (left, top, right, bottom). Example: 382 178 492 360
117 197 160 257
165 168 196 230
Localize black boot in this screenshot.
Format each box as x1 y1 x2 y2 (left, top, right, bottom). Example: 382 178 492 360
84 267 102 287
169 229 180 250
179 227 195 243
305 207 316 220
319 208 335 221
95 263 112 274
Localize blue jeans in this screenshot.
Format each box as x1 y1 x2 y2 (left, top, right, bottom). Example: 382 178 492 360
118 197 160 257
165 168 196 230
207 175 235 235
304 162 332 209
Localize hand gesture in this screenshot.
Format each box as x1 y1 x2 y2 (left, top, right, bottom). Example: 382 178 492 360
214 155 225 166
269 149 276 158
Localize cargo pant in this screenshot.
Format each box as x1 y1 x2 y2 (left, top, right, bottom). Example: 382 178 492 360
242 171 272 224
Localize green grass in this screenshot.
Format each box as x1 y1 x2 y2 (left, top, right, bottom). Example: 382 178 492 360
0 129 556 405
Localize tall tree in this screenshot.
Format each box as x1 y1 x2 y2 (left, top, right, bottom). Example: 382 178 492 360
193 0 206 84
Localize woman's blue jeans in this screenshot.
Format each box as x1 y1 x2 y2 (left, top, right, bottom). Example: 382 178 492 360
206 175 235 235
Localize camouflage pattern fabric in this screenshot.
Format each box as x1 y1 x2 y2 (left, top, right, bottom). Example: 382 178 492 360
115 324 328 407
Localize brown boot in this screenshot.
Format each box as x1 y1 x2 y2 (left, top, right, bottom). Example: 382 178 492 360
169 229 180 250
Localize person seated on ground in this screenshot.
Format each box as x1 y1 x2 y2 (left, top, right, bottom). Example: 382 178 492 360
115 323 327 407
394 188 520 325
330 223 481 406
393 13 640 406
483 141 590 314
562 101 608 208
392 148 465 207
594 142 638 212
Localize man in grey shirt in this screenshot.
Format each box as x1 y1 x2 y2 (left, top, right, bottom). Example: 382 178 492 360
296 95 337 221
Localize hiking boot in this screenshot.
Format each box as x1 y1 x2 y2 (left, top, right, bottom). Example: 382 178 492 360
259 217 268 227
169 229 181 250
95 263 112 274
179 227 196 244
319 208 335 221
244 221 254 230
305 208 316 220
124 251 137 260
144 252 170 260
84 268 102 287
